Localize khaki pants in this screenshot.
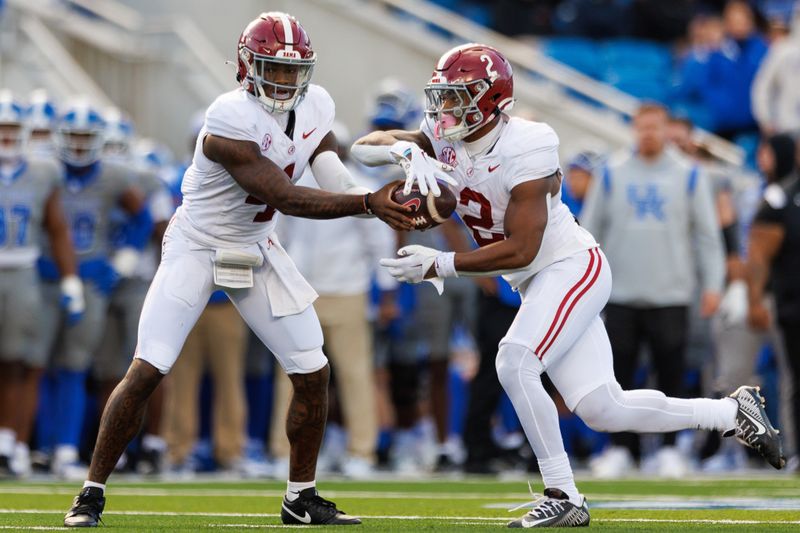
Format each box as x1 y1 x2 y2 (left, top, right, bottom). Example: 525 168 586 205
162 301 247 466
712 296 796 456
270 293 377 461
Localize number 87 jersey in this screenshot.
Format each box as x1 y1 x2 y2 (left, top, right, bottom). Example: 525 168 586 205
0 157 61 267
420 115 598 289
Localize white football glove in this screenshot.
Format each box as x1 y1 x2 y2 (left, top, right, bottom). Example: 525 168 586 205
389 140 457 197
380 245 447 294
718 279 748 328
60 275 85 325
111 247 141 278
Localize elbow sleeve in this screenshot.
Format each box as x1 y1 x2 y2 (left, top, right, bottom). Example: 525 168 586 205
311 151 368 194
350 143 395 166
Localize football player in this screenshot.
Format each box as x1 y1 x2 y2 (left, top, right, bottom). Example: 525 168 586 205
26 89 58 157
0 90 82 478
92 119 174 474
353 43 785 528
34 99 149 480
64 11 410 527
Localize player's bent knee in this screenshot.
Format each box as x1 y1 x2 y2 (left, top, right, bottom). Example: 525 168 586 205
134 341 179 375
495 343 538 389
283 347 328 375
574 382 625 432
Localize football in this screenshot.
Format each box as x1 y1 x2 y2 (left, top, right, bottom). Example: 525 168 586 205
391 182 457 230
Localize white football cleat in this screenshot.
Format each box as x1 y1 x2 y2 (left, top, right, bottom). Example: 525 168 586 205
508 486 590 528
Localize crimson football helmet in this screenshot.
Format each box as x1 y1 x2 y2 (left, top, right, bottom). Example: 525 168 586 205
236 12 316 113
424 43 514 141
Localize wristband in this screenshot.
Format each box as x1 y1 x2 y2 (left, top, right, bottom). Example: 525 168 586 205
434 252 458 278
363 193 373 215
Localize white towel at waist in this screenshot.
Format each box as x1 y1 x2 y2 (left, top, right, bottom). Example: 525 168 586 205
260 233 318 317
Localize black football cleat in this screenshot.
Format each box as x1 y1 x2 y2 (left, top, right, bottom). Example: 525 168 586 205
64 486 105 527
508 487 590 528
722 385 786 470
281 487 361 525
724 385 786 469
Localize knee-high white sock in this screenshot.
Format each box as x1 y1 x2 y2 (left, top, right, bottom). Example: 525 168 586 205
496 344 580 505
690 398 737 432
538 453 581 505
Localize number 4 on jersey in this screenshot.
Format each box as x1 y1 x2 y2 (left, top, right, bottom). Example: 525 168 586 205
244 163 295 223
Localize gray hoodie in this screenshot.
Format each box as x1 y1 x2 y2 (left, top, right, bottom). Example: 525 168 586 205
580 147 725 307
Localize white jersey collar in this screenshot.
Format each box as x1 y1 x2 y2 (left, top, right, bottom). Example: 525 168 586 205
463 118 505 159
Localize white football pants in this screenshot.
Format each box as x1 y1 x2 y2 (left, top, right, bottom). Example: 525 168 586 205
134 221 327 375
496 248 736 494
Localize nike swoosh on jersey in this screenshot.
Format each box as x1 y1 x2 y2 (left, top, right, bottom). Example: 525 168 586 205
282 504 312 524
741 409 767 435
302 128 317 139
488 164 500 172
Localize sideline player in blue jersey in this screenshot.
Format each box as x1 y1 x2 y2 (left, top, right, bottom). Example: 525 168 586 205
34 100 149 479
0 90 82 478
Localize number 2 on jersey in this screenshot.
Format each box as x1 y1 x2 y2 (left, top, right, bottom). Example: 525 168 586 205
244 163 295 223
460 188 504 246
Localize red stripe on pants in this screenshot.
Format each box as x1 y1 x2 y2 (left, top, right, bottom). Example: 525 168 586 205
534 249 597 357
538 249 602 359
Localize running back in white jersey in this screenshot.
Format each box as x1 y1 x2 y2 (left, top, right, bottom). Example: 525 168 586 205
177 84 335 247
421 116 597 288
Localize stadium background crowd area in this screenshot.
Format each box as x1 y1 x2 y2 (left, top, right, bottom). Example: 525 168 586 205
0 0 799 484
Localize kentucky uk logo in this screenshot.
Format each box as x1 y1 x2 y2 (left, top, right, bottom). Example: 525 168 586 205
627 184 665 220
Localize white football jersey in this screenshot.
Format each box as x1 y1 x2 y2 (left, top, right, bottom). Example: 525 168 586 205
421 116 597 288
176 85 335 247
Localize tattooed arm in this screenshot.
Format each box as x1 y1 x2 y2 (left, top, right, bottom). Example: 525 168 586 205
444 174 559 275
746 222 784 330
203 134 412 229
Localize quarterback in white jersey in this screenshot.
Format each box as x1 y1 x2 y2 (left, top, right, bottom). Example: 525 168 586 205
353 43 784 528
65 12 411 529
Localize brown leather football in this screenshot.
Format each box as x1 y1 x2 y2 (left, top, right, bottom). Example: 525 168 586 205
391 183 457 230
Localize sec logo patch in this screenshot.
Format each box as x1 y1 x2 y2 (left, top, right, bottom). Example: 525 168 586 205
440 146 457 168
261 133 272 152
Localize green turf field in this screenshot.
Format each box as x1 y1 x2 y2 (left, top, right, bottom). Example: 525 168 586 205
1 476 799 531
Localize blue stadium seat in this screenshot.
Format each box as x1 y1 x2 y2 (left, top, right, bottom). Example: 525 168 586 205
604 64 669 102
611 78 669 102
603 39 672 72
541 37 605 79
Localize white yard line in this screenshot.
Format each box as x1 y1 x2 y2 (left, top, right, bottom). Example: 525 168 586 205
0 526 64 531
0 487 520 499
1 510 799 526
1 486 797 503
595 518 800 525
